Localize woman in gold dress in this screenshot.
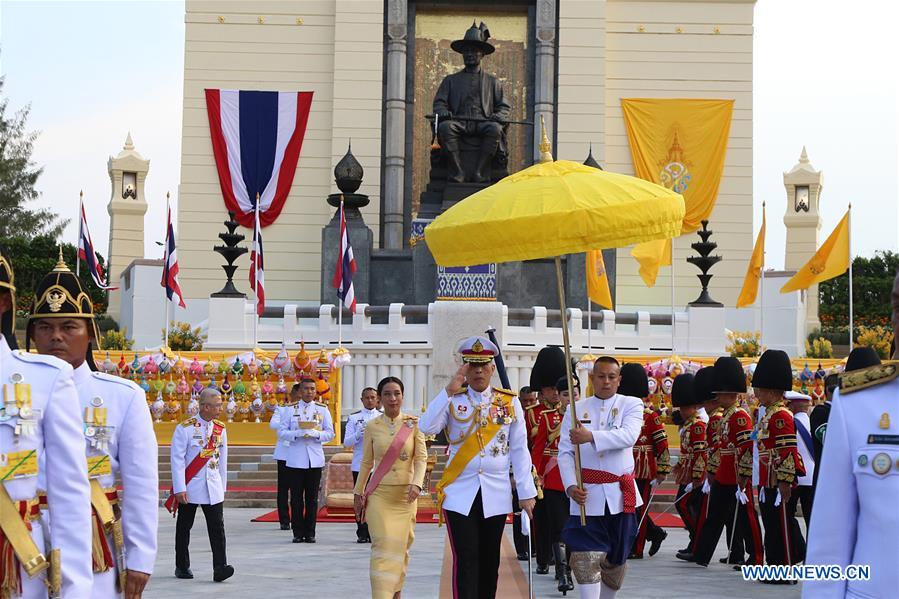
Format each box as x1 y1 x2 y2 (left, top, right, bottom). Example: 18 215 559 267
354 376 427 599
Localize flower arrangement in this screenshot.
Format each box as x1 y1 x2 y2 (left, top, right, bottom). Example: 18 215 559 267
855 325 894 359
164 321 207 351
101 328 134 350
726 330 762 358
805 337 834 359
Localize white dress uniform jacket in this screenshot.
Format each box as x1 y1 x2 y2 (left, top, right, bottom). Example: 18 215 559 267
420 387 537 519
559 393 644 516
343 407 382 471
804 379 899 599
269 403 295 462
170 417 228 505
794 410 815 487
0 337 93 598
278 401 335 469
74 363 158 594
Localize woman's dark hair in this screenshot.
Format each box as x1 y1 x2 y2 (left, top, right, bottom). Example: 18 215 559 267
377 376 404 395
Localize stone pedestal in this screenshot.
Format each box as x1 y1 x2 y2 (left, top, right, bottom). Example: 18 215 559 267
206 296 252 348
411 218 437 305
320 194 373 305
429 301 506 397
685 305 726 356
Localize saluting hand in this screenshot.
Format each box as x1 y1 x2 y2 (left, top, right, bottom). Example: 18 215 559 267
445 364 470 396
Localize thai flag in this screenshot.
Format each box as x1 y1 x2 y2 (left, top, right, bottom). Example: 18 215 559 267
78 203 117 290
331 201 357 311
160 201 186 308
249 205 265 316
205 89 313 229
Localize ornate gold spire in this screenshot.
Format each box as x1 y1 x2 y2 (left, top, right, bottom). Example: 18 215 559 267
54 246 71 272
538 115 554 163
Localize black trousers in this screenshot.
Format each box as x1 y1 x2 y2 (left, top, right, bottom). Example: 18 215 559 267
276 459 291 526
287 466 322 538
543 489 569 544
673 483 703 548
175 502 227 570
511 484 528 556
632 478 666 556
693 481 762 566
534 496 552 567
760 487 806 565
793 485 814 531
351 471 370 540
444 491 507 599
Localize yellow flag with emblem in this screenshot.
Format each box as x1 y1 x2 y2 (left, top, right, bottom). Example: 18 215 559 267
621 99 734 286
586 250 613 308
736 204 766 307
781 209 850 293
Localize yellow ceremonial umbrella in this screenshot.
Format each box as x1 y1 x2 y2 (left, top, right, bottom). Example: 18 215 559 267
424 119 685 523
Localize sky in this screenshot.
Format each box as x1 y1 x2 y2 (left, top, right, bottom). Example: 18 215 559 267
1 0 897 266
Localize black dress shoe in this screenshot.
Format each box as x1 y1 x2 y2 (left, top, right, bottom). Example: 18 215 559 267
213 565 234 582
357 537 368 543
721 558 744 565
293 536 304 543
174 568 193 579
305 536 316 543
675 551 694 562
629 553 643 559
517 552 529 561
648 530 667 556
280 523 291 530
536 564 549 575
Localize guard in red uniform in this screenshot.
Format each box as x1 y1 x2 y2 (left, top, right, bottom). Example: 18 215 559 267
531 375 580 593
747 350 805 576
619 364 670 559
671 373 707 558
691 357 764 568
528 346 568 575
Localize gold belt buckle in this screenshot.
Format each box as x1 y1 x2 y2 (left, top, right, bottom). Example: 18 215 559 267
22 552 49 577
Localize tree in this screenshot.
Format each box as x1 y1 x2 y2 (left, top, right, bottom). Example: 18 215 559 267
818 251 899 332
0 76 65 239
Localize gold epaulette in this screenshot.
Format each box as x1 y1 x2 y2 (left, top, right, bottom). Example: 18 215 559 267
524 403 537 411
315 401 328 408
213 419 227 428
840 362 898 394
494 387 515 397
180 417 197 427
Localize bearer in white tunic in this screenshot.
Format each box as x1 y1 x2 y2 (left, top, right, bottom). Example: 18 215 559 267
420 335 536 599
343 386 381 542
559 357 643 599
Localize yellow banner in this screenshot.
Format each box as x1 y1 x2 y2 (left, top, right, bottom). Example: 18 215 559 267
586 250 613 309
781 209 851 293
737 205 766 307
622 98 734 286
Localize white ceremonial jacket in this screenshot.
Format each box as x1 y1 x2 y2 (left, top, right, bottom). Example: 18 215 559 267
794 410 815 487
269 403 296 461
803 379 899 599
73 363 159 588
0 337 93 598
420 387 537 519
344 407 382 471
559 393 644 517
170 416 228 505
278 400 335 469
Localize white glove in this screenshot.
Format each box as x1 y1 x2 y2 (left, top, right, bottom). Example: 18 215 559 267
305 429 321 440
650 479 658 488
683 482 693 493
774 489 782 507
759 487 766 503
701 479 711 494
521 512 531 537
736 487 749 505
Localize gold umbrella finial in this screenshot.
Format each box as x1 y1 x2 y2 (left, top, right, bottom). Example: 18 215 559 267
539 115 553 163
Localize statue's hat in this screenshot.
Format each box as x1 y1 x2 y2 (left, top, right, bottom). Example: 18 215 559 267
451 21 495 55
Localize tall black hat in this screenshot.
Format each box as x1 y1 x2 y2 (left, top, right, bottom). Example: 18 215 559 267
529 346 567 391
712 356 746 394
671 373 697 408
555 374 581 393
693 366 716 404
0 249 17 349
751 349 793 392
451 21 495 55
27 251 101 361
845 346 881 372
618 363 649 398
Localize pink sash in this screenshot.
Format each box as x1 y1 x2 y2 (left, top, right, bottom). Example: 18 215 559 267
360 421 415 519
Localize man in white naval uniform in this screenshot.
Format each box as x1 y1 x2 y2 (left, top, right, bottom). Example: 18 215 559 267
343 386 380 542
28 257 158 598
269 387 299 531
559 356 643 599
420 335 536 599
803 268 899 599
170 388 233 582
0 250 93 598
278 378 335 543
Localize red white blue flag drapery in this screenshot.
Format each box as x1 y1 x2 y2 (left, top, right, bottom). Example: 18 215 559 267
249 204 265 317
161 199 186 308
78 201 116 290
205 89 313 228
332 201 357 311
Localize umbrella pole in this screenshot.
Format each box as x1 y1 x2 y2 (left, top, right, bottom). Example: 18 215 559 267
554 256 587 526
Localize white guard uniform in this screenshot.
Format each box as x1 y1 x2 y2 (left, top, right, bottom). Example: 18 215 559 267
74 363 158 596
558 393 644 516
344 407 382 471
269 403 295 462
420 387 537 517
804 372 899 599
171 417 228 505
0 337 93 598
278 401 335 468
